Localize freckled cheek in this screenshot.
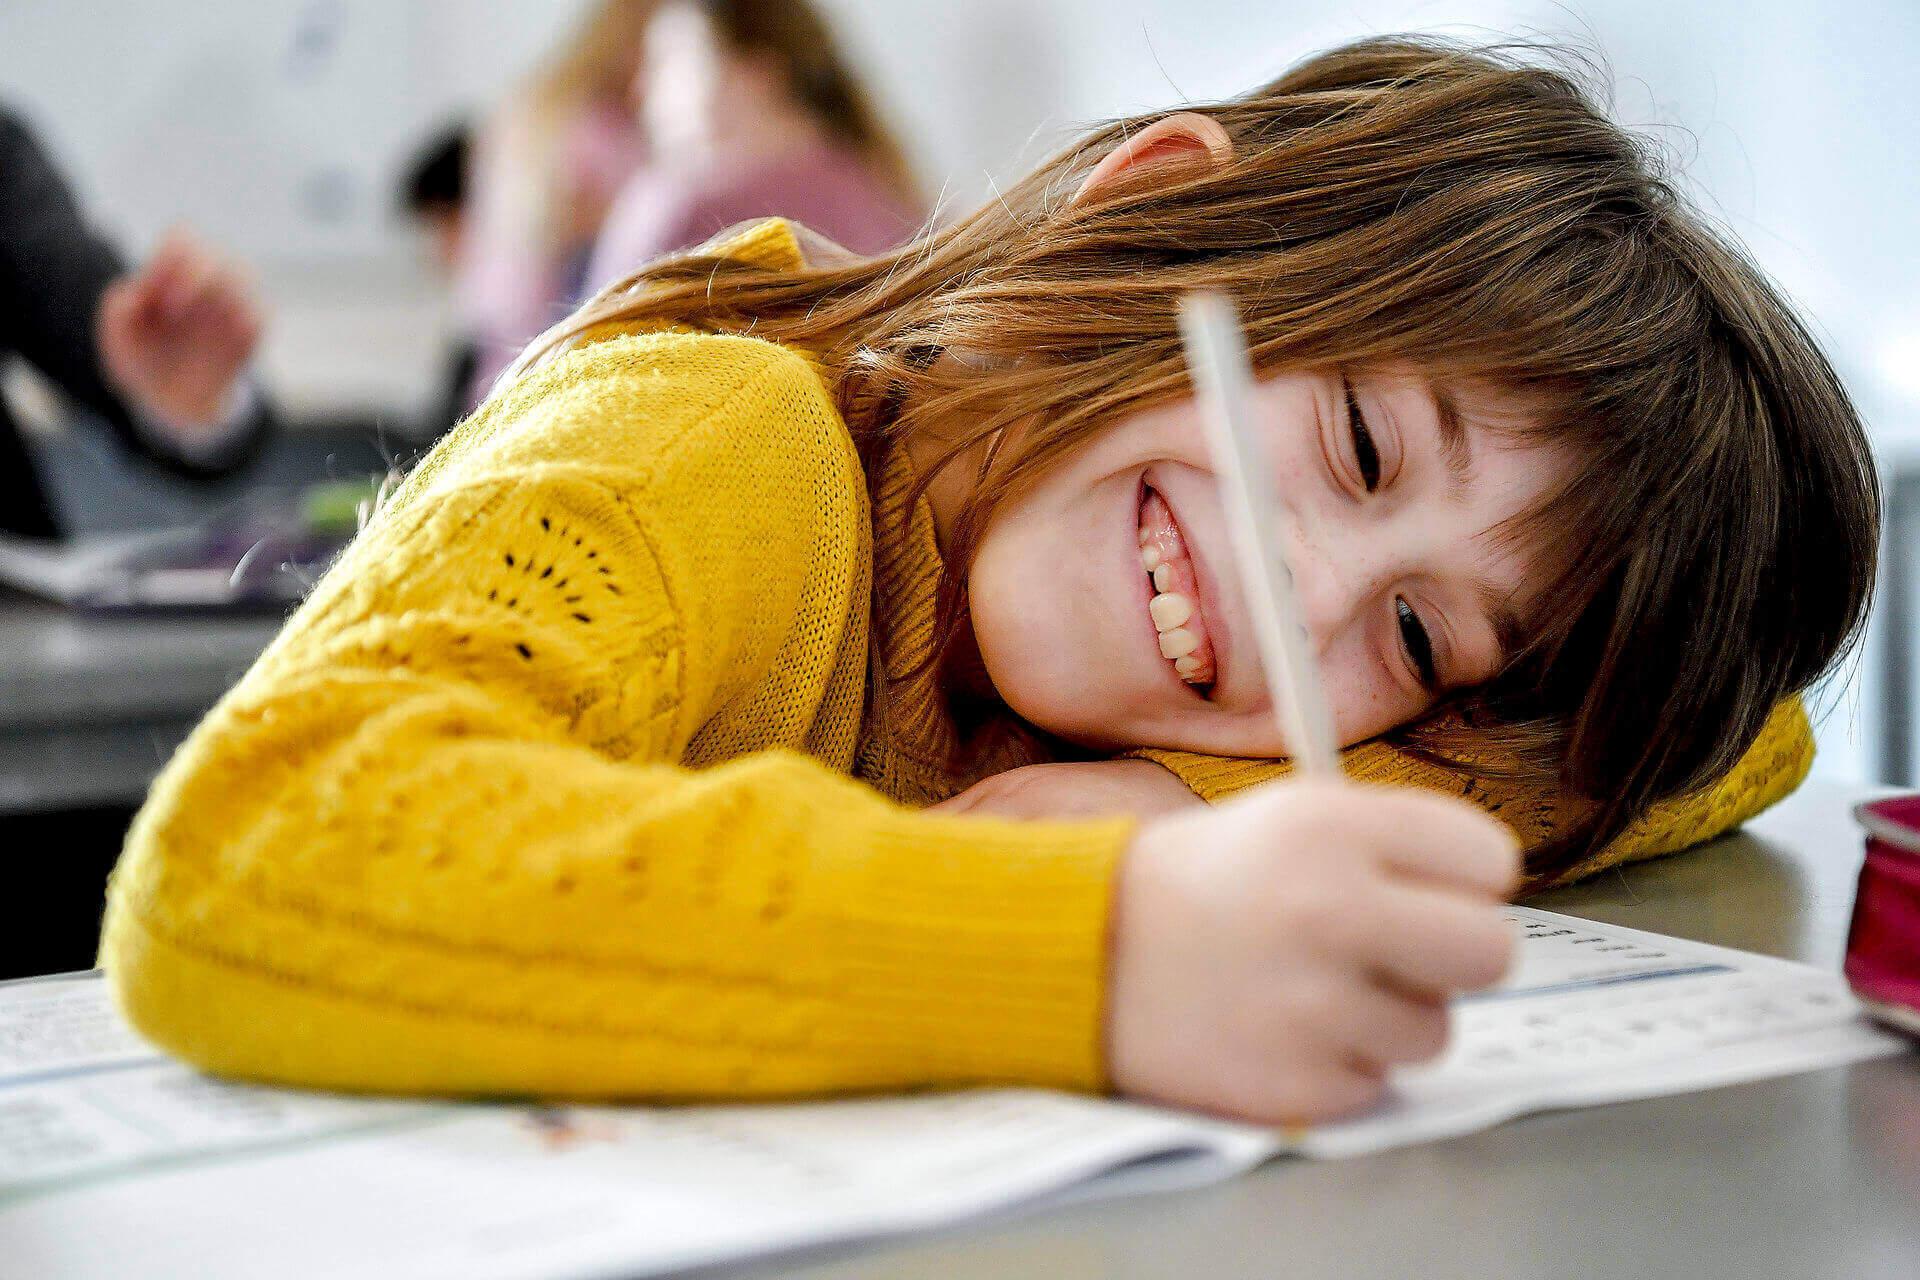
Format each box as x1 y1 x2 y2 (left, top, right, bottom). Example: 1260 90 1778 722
1324 653 1411 746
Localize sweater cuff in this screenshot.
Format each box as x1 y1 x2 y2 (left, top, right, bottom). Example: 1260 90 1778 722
815 806 1131 1093
1123 746 1293 803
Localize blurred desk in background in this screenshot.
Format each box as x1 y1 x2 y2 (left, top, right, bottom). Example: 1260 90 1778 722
0 415 408 813
0 415 396 975
1879 458 1920 784
1 422 384 813
0 589 277 813
0 576 279 976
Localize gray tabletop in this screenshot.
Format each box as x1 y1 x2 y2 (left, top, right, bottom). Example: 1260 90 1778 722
0 418 390 813
717 779 1920 1280
0 588 278 811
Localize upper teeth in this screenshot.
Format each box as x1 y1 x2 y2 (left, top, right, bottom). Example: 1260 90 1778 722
1149 593 1192 630
1142 544 1204 681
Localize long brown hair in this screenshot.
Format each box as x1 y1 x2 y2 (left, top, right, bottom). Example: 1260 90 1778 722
693 0 920 208
513 36 1878 882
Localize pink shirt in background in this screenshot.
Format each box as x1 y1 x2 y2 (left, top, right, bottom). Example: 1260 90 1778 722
583 139 921 298
456 101 648 410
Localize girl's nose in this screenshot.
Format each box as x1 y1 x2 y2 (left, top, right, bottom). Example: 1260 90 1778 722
1278 513 1369 661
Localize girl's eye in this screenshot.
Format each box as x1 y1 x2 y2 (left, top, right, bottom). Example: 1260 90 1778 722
1343 374 1380 492
1396 596 1438 689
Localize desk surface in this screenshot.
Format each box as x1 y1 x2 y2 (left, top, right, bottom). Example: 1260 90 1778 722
0 589 278 811
722 779 1920 1280
0 419 388 809
0 589 278 727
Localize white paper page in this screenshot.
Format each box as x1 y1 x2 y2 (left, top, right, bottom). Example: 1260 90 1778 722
0 974 1273 1280
1290 907 1907 1157
2 907 1906 1280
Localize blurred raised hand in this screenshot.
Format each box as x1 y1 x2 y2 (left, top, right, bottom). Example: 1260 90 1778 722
96 228 263 435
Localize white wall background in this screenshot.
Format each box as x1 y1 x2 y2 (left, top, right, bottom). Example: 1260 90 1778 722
3 0 1915 779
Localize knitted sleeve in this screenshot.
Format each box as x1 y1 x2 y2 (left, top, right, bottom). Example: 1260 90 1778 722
102 334 1126 1100
1131 698 1815 889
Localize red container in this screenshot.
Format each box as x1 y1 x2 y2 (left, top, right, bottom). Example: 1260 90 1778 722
1848 795 1920 1036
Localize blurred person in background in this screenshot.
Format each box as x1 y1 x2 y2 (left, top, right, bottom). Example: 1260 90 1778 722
0 106 272 540
583 0 923 298
456 0 655 413
403 123 471 279
399 121 480 438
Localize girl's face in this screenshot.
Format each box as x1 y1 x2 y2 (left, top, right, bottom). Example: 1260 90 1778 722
965 368 1568 757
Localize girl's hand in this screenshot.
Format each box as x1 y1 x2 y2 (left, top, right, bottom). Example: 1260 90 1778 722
1107 777 1519 1125
930 759 1203 821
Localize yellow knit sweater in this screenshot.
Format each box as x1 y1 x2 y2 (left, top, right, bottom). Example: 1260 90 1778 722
101 219 1811 1101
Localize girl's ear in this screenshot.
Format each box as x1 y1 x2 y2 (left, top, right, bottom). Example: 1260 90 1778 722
1071 112 1234 205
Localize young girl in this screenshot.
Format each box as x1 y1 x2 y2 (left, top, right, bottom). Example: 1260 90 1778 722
103 38 1876 1125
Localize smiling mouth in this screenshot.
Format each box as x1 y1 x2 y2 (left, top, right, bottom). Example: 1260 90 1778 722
1138 484 1217 690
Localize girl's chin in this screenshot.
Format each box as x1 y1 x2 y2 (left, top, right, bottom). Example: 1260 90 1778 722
991 674 1116 747
997 679 1171 753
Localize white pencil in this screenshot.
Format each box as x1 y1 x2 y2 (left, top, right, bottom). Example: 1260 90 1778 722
1176 291 1342 777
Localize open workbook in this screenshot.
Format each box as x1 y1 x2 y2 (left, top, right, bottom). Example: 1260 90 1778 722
1 907 1904 1280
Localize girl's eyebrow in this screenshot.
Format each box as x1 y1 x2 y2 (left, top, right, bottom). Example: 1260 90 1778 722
1426 380 1476 494
1470 572 1526 668
1425 380 1522 665
1397 374 1521 669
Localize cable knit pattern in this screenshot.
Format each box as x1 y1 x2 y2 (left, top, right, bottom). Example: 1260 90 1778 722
101 218 1814 1102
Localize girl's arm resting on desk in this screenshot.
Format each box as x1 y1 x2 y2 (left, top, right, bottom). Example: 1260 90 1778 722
104 723 1125 1099
100 337 1128 1100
